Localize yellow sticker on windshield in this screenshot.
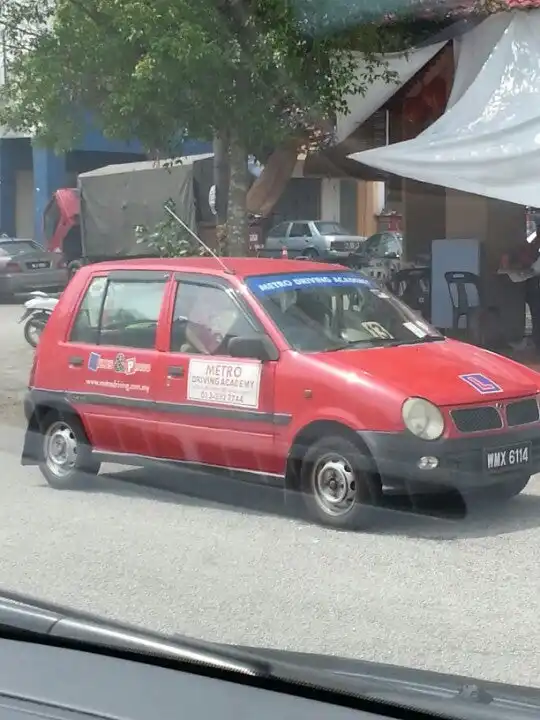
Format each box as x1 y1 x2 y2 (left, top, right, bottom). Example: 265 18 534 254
361 321 393 339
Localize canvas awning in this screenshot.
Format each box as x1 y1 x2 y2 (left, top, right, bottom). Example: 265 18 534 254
348 11 540 207
335 42 446 144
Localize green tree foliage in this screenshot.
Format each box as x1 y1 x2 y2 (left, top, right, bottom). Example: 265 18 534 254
134 201 207 258
0 0 452 254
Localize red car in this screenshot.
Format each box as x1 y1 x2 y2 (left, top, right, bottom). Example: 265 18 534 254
21 257 540 530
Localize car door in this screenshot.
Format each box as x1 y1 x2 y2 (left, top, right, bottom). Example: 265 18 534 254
154 273 278 476
264 222 289 256
286 222 314 255
60 269 170 456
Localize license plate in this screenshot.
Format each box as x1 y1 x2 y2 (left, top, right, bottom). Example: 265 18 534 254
484 442 531 471
28 261 49 270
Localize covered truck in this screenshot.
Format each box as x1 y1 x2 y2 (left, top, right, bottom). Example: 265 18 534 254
43 153 267 274
43 154 215 274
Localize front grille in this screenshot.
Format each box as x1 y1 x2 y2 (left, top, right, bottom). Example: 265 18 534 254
451 406 502 433
331 240 357 251
506 398 539 427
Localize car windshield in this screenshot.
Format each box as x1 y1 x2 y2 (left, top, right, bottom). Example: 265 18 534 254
0 241 39 256
313 222 349 236
3 0 540 704
364 233 403 254
246 271 441 352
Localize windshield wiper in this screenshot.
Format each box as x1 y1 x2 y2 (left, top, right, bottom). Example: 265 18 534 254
0 590 272 677
344 336 444 349
0 590 524 720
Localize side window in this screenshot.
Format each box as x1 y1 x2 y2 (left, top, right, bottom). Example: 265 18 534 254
171 282 260 355
289 223 311 238
267 223 287 238
99 279 167 349
69 276 108 343
69 276 167 348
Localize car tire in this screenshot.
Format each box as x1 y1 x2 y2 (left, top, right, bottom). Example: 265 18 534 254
463 474 530 510
299 435 382 530
302 248 319 259
39 411 101 489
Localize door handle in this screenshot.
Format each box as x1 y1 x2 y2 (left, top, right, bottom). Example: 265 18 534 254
167 366 184 377
68 356 83 367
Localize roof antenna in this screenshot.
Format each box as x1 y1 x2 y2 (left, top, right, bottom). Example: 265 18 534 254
163 203 234 275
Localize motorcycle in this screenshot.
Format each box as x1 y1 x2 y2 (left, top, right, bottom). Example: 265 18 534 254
19 291 60 347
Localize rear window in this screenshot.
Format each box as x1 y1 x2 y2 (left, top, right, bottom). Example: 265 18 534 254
0 241 39 256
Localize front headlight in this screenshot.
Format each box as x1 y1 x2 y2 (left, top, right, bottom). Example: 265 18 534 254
402 397 445 440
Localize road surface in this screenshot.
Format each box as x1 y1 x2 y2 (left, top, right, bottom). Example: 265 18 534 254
1 303 540 689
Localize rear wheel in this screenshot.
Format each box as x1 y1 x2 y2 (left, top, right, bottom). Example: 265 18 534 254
39 412 100 489
298 436 382 530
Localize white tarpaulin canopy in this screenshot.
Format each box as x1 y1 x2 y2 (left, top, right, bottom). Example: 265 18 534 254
349 11 540 207
335 42 446 144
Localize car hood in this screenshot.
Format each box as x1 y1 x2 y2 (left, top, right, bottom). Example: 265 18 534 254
313 339 540 406
327 235 365 242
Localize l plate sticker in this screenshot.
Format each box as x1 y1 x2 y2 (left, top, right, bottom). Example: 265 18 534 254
459 373 502 394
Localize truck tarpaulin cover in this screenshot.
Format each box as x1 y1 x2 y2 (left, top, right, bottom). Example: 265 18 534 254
78 156 203 257
349 11 540 207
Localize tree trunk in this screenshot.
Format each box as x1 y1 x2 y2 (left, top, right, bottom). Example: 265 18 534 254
227 136 249 256
213 131 229 226
246 138 301 217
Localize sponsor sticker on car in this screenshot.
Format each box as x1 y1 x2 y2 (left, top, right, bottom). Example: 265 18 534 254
187 358 262 408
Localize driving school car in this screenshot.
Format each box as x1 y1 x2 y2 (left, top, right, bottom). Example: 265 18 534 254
21 257 540 530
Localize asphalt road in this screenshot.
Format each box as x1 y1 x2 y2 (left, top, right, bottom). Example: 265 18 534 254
1 303 540 689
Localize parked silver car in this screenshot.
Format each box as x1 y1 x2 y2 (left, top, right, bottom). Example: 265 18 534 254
0 238 68 298
260 220 366 260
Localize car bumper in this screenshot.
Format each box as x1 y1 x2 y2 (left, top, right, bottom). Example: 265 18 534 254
361 425 540 490
326 250 358 261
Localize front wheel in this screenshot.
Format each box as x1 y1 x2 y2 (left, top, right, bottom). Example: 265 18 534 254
39 412 101 489
24 314 47 347
299 436 382 530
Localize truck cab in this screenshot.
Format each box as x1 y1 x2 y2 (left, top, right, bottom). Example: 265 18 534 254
43 188 82 264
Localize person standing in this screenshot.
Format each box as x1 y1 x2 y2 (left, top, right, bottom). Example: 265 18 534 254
519 229 540 351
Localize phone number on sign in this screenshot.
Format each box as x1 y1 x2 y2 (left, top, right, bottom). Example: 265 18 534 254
199 389 246 404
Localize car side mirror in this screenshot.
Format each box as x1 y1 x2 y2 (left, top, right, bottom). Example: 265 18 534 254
228 335 279 362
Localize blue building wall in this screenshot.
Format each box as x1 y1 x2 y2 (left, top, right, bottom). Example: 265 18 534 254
0 129 211 244
0 139 17 236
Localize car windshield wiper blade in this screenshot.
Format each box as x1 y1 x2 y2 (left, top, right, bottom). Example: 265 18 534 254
0 590 272 677
345 335 444 349
0 591 524 720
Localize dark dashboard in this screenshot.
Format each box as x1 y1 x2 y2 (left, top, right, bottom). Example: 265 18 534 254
0 591 537 720
0 637 367 720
